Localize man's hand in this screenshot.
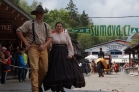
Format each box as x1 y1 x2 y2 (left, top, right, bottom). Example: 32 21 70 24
25 42 31 50
38 44 46 51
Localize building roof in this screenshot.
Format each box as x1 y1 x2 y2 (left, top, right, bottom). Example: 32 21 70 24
0 0 32 28
0 0 33 40
123 46 132 52
131 33 139 39
93 39 128 47
124 42 139 52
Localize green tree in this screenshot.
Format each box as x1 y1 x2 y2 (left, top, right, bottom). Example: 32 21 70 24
69 33 78 39
29 0 42 11
44 9 70 30
65 0 78 19
77 34 94 50
13 0 21 5
18 0 32 15
80 10 89 27
65 0 80 28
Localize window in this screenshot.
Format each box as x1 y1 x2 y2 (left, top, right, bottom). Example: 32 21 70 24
115 52 122 55
92 52 98 55
108 49 122 55
110 52 115 55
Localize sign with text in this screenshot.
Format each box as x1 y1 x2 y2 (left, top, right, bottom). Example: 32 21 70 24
0 23 12 33
68 28 90 34
131 27 139 33
68 25 139 36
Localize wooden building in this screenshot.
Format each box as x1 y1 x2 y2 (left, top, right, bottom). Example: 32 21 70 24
123 33 139 76
0 0 32 78
85 39 129 63
0 0 32 46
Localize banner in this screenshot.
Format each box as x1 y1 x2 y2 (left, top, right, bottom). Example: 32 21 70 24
68 25 139 36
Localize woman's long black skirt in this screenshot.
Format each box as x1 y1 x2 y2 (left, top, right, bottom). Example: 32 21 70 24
43 45 85 91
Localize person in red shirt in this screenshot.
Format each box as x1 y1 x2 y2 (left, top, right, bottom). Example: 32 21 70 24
1 54 11 84
114 62 119 73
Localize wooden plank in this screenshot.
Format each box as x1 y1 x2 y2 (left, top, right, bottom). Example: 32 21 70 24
0 1 1 6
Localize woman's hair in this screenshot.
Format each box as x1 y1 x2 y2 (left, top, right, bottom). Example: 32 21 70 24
55 22 63 28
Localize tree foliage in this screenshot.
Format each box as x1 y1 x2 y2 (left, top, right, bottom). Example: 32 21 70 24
65 0 78 19
77 34 94 50
19 0 31 15
65 0 80 28
13 0 21 5
80 10 89 27
44 9 70 30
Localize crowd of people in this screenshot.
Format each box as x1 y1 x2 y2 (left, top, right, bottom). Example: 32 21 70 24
0 45 29 84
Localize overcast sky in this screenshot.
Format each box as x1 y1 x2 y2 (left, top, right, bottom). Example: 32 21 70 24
28 0 139 27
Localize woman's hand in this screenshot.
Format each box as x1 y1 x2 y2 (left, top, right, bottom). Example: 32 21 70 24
67 55 72 59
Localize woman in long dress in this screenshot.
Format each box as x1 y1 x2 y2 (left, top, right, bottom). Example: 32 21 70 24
43 22 85 92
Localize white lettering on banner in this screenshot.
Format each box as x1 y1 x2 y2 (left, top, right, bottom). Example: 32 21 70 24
80 29 84 32
86 29 89 33
106 45 122 50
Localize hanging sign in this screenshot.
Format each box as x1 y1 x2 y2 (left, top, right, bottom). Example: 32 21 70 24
0 23 12 33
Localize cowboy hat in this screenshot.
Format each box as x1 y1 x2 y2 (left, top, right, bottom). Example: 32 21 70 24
31 5 46 15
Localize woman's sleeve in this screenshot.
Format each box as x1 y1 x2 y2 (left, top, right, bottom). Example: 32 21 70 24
65 34 74 56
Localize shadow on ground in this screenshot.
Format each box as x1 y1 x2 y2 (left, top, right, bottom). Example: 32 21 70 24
46 90 111 92
0 90 111 92
67 90 111 92
0 89 31 92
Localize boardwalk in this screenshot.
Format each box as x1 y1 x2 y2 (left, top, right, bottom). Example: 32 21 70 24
0 72 139 92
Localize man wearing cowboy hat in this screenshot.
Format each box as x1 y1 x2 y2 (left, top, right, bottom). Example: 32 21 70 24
16 5 52 92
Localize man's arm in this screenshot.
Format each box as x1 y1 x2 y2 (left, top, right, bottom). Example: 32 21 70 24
43 23 53 49
44 37 52 48
39 37 52 51
16 31 30 47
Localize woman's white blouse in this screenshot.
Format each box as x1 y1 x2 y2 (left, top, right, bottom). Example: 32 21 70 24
52 32 74 56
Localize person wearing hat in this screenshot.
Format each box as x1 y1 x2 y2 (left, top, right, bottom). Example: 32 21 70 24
16 5 52 92
1 47 11 59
